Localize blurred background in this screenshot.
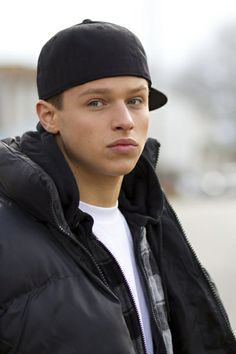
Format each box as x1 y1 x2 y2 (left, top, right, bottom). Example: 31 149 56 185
0 0 235 334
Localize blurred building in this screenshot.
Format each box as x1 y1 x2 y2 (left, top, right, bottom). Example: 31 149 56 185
150 88 236 198
0 66 38 138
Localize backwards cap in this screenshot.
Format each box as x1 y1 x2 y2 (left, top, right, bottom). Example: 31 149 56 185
37 19 167 110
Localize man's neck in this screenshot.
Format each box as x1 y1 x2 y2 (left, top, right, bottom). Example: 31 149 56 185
74 169 123 207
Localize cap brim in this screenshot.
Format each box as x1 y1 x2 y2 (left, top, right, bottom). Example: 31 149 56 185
149 87 168 111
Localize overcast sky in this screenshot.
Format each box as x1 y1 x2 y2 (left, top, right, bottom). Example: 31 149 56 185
1 0 236 73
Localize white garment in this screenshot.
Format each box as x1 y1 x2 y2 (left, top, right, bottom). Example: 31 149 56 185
79 201 154 354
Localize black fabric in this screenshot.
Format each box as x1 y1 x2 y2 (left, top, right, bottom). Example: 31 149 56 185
119 139 163 226
20 130 83 230
36 19 167 111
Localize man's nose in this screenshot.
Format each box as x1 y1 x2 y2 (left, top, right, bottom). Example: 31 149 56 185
111 103 134 131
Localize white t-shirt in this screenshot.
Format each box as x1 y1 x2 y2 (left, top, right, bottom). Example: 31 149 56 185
79 201 154 354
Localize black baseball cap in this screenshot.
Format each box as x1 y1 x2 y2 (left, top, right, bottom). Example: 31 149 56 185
37 19 167 111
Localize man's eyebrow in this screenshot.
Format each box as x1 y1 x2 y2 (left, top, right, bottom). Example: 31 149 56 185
78 88 111 97
127 85 149 94
78 85 149 97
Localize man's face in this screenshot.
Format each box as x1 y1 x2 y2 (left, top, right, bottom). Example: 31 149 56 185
54 76 149 181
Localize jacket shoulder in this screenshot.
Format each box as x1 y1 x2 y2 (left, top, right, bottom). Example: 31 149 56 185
0 197 66 305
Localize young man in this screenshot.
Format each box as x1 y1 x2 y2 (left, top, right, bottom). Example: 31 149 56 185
0 20 235 354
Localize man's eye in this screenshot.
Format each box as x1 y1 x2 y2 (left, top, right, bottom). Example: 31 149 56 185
128 97 143 105
87 100 103 108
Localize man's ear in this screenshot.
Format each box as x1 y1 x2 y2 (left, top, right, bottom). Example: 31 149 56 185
36 100 59 134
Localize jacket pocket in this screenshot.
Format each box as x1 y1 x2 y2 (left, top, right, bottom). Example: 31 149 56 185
0 338 13 353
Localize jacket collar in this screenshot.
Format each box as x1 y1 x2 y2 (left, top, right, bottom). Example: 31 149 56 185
120 139 164 225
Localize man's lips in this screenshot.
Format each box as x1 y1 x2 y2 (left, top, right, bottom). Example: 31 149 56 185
107 138 138 147
107 138 139 154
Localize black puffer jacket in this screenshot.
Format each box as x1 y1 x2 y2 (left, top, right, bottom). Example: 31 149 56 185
0 131 235 354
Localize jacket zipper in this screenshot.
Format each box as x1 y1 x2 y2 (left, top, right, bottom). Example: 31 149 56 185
57 225 110 288
95 238 148 354
165 197 236 342
50 195 110 288
136 227 168 354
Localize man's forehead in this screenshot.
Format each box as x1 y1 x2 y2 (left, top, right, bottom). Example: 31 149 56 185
71 76 149 97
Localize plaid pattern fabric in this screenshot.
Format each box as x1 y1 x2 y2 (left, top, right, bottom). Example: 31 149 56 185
139 227 173 354
83 225 173 354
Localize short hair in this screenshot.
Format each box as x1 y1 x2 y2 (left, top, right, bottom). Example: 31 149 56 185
46 92 64 110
